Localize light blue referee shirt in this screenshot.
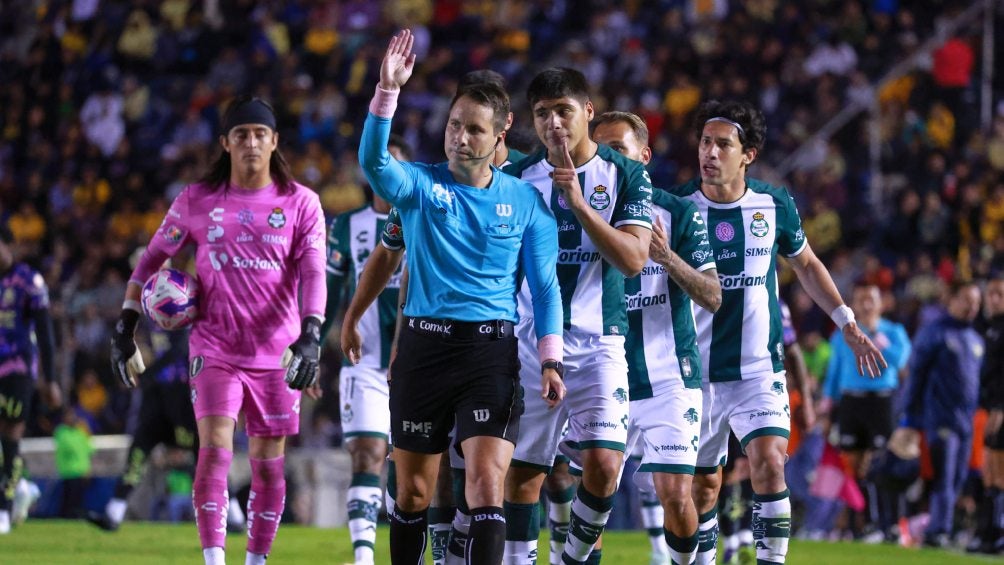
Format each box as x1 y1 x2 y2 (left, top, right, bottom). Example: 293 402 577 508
359 113 563 339
822 317 911 400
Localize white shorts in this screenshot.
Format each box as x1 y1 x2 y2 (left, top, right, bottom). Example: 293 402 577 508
512 330 629 472
695 375 790 472
628 384 702 475
339 365 390 441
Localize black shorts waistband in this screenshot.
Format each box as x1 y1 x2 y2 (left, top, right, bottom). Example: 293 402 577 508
842 389 894 399
406 317 514 341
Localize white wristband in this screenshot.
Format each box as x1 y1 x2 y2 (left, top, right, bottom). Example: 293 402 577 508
123 299 142 313
831 305 855 329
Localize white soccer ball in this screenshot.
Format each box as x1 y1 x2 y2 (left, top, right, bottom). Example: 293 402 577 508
141 268 199 330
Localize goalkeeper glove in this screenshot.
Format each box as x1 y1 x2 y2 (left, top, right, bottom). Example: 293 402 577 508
110 309 145 388
282 317 322 390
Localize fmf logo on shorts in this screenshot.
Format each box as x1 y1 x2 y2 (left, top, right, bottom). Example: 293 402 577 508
402 421 432 436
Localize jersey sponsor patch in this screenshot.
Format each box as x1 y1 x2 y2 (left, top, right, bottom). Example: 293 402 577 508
238 208 254 225
714 222 735 242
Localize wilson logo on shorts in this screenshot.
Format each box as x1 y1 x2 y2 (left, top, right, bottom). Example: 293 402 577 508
473 409 490 423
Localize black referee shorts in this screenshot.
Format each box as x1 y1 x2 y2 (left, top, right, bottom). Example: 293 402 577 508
0 373 33 424
389 317 522 454
837 391 894 451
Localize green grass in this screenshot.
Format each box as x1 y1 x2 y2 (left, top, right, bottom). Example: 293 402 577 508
4 521 999 564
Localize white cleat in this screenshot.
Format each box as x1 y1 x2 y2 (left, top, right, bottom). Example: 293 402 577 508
12 479 41 525
0 510 11 534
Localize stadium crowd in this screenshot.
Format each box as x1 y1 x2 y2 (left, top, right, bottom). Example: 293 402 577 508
0 0 1003 556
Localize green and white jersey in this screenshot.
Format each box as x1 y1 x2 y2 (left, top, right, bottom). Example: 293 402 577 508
505 144 653 337
626 190 715 398
671 178 807 382
327 205 404 369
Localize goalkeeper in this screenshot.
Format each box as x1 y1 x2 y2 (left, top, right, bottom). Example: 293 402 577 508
109 96 326 565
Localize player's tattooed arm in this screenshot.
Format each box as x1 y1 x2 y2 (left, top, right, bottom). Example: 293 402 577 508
650 216 721 312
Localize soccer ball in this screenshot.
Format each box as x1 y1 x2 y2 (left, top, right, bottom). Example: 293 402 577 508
141 268 199 330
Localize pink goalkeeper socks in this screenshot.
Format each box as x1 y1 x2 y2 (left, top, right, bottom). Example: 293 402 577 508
194 447 233 550
247 456 286 555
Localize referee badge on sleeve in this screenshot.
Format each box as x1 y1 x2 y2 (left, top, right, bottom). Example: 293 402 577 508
190 355 204 379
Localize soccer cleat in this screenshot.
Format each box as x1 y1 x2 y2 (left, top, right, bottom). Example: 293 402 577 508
0 510 10 534
649 554 670 565
85 510 121 532
921 533 949 549
12 479 40 525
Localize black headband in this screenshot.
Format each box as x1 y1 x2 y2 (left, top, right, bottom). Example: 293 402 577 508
222 98 276 133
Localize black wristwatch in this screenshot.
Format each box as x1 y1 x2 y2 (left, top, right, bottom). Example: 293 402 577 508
542 360 565 379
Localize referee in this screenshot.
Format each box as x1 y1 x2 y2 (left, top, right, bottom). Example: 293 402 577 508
359 30 564 565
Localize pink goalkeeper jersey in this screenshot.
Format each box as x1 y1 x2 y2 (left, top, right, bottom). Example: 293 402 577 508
132 181 327 369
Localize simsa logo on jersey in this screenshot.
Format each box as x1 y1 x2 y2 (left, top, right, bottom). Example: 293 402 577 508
208 251 282 272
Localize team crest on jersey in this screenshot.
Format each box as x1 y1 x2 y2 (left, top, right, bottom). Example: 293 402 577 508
238 208 254 225
268 208 286 228
164 225 183 243
190 356 204 379
771 381 784 395
589 185 610 210
612 388 628 404
684 407 699 424
750 211 769 238
715 222 735 242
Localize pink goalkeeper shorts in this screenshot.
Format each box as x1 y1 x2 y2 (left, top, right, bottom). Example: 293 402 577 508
189 355 300 437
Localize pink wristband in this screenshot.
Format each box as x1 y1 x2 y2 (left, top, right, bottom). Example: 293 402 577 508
537 334 563 365
369 85 400 118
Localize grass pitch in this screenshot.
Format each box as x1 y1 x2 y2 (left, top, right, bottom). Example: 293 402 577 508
5 520 999 564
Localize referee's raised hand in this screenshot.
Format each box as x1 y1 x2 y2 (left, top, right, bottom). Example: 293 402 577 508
379 29 417 92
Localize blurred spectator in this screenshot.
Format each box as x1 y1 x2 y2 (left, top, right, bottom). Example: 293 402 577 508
896 281 984 548
79 84 125 157
53 407 93 518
